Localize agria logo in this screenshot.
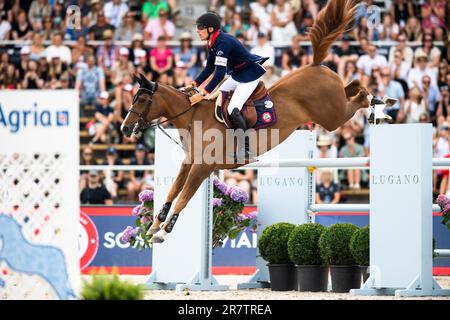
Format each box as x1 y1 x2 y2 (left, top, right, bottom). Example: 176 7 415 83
0 102 70 133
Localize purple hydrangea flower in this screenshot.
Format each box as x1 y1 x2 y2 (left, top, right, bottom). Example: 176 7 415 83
246 211 257 220
437 194 449 209
120 226 135 243
212 198 223 207
230 187 249 203
132 205 142 216
139 189 154 202
444 203 450 215
225 185 238 196
140 216 149 224
213 179 228 195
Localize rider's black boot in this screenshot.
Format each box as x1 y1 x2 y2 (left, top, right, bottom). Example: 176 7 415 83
229 108 252 162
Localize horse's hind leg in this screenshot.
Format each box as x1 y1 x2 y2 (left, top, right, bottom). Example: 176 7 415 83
148 161 192 235
152 164 215 243
344 80 362 99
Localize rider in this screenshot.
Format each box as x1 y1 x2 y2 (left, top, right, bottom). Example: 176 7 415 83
190 12 268 160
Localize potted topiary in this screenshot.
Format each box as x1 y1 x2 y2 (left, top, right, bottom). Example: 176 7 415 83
258 222 296 291
287 223 328 292
350 226 370 283
319 223 360 293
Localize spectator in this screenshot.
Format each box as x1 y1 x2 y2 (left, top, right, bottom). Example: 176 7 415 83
404 17 422 41
390 0 414 28
22 60 44 89
87 0 103 27
261 65 279 88
389 49 410 95
80 170 113 205
47 54 68 89
378 66 405 122
356 44 388 76
111 47 135 86
436 84 449 119
388 34 414 68
438 60 448 88
316 134 338 184
342 61 358 85
0 8 11 40
41 16 53 41
334 34 359 78
281 36 308 76
407 51 437 90
134 48 152 80
224 169 256 204
28 0 51 31
96 29 119 78
101 147 124 200
45 32 72 65
76 54 106 110
433 121 450 158
0 63 20 89
129 33 147 66
127 144 151 202
339 131 365 189
415 34 442 68
295 11 314 41
174 32 197 87
271 0 297 43
80 146 96 190
91 91 115 144
114 74 135 136
420 2 444 34
220 0 241 25
114 12 142 41
29 32 45 61
141 0 169 23
316 169 341 204
249 0 273 37
377 13 399 41
225 12 249 38
144 8 175 43
88 11 115 40
104 0 129 29
71 35 94 67
422 74 441 119
11 9 32 40
18 45 31 78
150 35 173 82
250 32 275 67
398 86 429 123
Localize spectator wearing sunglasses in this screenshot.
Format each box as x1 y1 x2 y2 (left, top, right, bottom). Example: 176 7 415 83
80 170 113 205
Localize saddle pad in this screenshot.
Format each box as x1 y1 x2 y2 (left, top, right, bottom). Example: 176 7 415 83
252 95 277 129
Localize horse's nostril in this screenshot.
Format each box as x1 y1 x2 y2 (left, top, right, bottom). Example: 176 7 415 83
121 125 131 136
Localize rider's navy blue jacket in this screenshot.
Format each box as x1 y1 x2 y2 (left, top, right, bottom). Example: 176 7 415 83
194 31 267 93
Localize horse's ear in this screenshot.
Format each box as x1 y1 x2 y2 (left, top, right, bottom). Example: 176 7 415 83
139 73 151 88
133 73 142 86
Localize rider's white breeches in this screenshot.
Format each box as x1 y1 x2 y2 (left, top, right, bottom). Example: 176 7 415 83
218 76 263 115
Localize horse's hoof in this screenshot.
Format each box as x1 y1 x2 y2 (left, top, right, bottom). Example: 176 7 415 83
147 226 160 235
151 228 168 244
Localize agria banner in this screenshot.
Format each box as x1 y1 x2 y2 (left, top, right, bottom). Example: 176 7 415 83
80 205 450 276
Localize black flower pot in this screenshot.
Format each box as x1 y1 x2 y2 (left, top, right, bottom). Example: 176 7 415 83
296 265 329 292
330 265 361 293
268 263 296 291
360 265 370 283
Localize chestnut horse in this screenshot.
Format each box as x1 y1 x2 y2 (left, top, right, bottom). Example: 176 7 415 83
121 0 369 243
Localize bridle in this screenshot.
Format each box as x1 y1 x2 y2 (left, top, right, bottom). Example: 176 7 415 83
127 82 197 150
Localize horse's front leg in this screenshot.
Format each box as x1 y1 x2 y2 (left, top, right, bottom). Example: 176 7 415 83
152 164 215 243
148 160 192 235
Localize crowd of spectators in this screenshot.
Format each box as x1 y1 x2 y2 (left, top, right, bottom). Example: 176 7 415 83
0 0 449 204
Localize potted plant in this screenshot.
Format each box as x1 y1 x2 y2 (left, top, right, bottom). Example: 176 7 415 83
258 222 296 291
319 223 360 293
287 223 328 292
350 226 370 283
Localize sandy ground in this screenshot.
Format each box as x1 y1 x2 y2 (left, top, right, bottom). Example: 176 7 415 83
86 275 450 300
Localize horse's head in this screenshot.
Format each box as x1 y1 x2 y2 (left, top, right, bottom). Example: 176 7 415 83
121 73 162 138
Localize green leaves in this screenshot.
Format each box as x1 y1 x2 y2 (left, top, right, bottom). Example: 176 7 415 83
81 274 144 300
349 226 369 266
288 223 326 265
319 223 359 265
258 222 296 264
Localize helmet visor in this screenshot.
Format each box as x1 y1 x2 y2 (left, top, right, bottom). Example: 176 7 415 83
196 23 207 30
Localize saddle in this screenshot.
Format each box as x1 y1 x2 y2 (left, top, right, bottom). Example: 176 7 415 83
215 81 271 129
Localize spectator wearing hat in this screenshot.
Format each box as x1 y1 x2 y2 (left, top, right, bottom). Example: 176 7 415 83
271 0 298 43
44 32 72 64
80 170 113 205
134 48 153 80
114 12 142 41
91 91 115 144
150 35 173 82
141 0 169 23
87 0 104 28
111 47 135 86
88 11 115 40
339 131 365 189
144 8 175 43
250 32 275 67
174 32 197 87
356 44 388 76
11 9 32 40
104 0 129 29
316 169 341 204
75 54 106 111
315 134 338 184
101 146 124 200
407 51 438 90
129 33 147 65
127 144 152 201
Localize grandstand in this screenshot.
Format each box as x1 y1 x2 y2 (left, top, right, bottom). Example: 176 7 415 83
0 0 448 204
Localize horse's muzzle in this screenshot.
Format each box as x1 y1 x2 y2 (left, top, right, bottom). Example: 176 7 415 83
121 123 132 137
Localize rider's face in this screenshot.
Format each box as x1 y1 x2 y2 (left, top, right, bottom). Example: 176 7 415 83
196 27 214 41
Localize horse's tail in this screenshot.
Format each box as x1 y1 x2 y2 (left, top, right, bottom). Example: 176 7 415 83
309 0 361 66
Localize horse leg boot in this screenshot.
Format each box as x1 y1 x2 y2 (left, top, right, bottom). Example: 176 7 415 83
230 108 252 162
152 164 215 243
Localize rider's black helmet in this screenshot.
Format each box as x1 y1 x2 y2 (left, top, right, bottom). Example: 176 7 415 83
196 12 221 32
